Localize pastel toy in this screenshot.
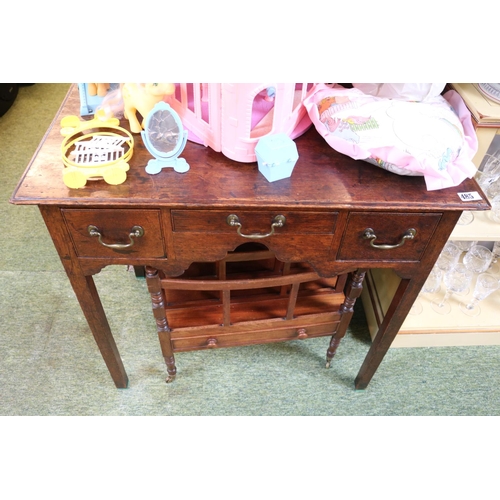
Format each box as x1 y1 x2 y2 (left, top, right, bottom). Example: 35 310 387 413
122 83 176 133
165 83 318 162
78 83 119 116
141 101 189 175
60 113 134 189
60 110 120 137
255 133 299 182
88 83 110 97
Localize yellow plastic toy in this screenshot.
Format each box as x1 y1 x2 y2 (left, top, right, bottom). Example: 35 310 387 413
60 110 120 135
122 83 175 133
88 83 110 97
60 111 134 189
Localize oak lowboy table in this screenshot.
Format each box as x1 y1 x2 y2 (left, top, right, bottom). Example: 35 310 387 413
10 85 490 389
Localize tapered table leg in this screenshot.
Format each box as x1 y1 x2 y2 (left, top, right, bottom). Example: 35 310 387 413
354 277 415 389
40 206 128 388
75 274 129 388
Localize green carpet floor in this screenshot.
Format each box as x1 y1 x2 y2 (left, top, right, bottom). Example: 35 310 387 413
1 84 500 416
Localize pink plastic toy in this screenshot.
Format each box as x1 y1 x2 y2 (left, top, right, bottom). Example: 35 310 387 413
165 83 318 162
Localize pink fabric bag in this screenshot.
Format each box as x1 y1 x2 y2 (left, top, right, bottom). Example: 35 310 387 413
303 84 478 191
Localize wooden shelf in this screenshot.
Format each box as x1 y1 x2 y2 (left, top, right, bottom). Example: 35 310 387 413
158 251 348 352
451 210 500 242
361 267 500 348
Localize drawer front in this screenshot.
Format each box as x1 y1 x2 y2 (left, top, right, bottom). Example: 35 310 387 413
170 209 339 266
169 317 340 352
338 212 441 262
62 209 165 258
171 210 338 235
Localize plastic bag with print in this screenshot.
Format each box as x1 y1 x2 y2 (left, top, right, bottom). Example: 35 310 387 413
352 83 446 102
303 84 478 191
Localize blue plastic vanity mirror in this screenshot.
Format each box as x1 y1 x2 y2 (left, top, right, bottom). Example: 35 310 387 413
141 101 190 174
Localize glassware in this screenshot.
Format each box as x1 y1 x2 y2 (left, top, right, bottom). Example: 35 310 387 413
479 152 500 178
459 273 499 317
431 263 473 315
455 240 478 253
476 170 498 192
482 152 500 175
457 211 474 225
463 244 493 274
487 177 500 199
435 241 461 272
451 240 476 295
489 241 500 274
489 194 500 224
475 154 500 197
410 266 443 315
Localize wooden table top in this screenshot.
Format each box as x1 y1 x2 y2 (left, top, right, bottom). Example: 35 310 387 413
10 84 491 214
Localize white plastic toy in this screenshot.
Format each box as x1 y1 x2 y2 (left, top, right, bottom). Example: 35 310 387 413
141 102 189 174
165 83 318 162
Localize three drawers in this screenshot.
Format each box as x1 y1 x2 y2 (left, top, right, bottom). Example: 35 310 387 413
60 208 442 263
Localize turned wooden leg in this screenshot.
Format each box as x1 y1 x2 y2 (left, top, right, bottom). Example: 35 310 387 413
326 269 366 368
326 337 342 369
145 266 177 383
163 356 177 383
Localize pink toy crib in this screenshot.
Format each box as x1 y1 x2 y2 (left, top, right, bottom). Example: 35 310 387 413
165 83 318 163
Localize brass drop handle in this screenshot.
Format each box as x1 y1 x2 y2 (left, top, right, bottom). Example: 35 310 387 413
226 214 286 239
88 225 144 249
363 227 416 250
207 338 218 348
